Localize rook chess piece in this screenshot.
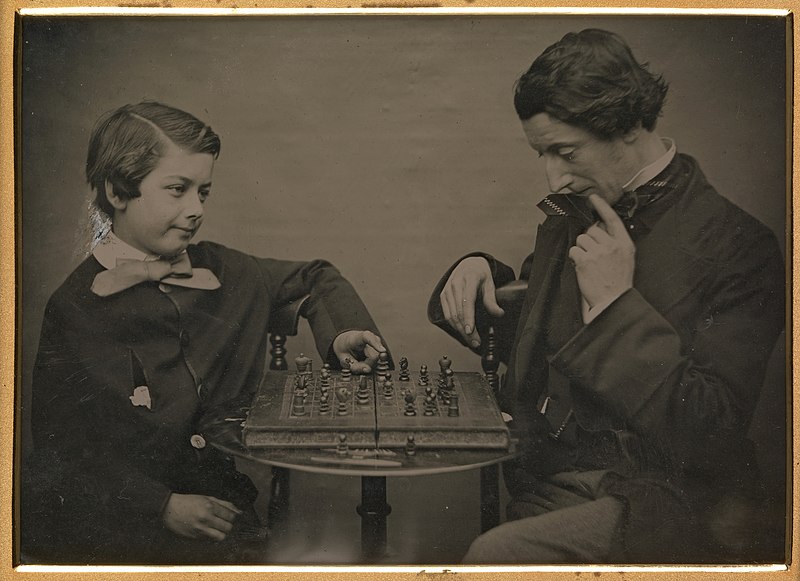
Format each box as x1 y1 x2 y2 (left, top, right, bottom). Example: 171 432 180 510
448 392 460 417
291 392 306 416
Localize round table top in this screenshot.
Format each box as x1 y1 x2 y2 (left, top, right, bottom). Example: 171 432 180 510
202 405 518 478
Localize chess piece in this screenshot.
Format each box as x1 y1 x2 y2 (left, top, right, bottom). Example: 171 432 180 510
323 362 332 374
405 434 416 456
418 364 429 386
357 375 370 404
448 392 460 417
341 357 352 381
291 392 306 416
482 326 500 391
445 368 455 391
295 353 311 373
336 386 349 415
383 377 394 399
296 373 309 397
423 395 435 416
320 368 331 389
404 391 417 416
376 351 390 381
438 355 452 375
319 393 330 414
337 433 349 457
398 357 410 381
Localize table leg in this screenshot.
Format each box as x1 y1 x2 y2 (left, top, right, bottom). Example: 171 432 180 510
267 467 290 537
356 476 392 561
480 464 500 533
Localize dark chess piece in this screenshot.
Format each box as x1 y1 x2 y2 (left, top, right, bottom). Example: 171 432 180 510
342 357 352 381
404 391 417 416
295 353 311 373
448 392 460 417
405 434 416 456
418 364 429 386
336 386 350 415
438 355 452 375
383 377 394 398
445 368 455 391
357 375 370 404
337 433 349 457
398 357 410 381
291 392 306 416
376 351 390 381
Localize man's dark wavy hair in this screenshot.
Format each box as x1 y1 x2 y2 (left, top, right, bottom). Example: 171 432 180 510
514 29 669 139
86 101 221 218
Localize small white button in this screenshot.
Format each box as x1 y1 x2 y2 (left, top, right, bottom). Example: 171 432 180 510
159 283 172 293
190 434 206 449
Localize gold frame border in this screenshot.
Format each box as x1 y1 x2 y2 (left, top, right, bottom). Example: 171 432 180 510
1 3 796 580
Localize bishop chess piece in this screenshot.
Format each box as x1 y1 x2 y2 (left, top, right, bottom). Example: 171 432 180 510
418 364 429 386
295 353 311 373
336 386 350 416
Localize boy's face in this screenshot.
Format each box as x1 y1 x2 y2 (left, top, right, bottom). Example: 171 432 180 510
110 141 214 257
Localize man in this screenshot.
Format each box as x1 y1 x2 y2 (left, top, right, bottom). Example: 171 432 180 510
429 29 784 563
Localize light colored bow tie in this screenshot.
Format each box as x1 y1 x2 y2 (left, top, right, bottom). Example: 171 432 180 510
91 253 220 297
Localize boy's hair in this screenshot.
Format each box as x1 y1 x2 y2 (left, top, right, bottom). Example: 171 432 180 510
86 101 221 217
513 29 669 139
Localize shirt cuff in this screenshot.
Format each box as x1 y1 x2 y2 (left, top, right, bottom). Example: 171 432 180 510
582 292 626 325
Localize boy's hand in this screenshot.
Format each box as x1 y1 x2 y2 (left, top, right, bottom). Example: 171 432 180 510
332 330 386 373
440 256 505 349
163 493 242 541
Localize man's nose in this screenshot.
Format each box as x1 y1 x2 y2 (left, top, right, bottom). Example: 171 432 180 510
545 156 572 193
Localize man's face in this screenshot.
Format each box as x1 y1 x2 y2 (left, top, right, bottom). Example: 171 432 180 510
111 141 214 257
521 112 638 205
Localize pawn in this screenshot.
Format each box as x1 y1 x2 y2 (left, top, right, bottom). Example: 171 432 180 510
404 391 417 416
291 392 306 416
418 364 429 386
295 353 311 373
448 392 460 417
405 434 416 457
320 369 331 389
398 357 410 382
445 368 455 391
337 433 349 457
341 358 352 381
376 351 390 381
423 395 435 416
383 377 394 399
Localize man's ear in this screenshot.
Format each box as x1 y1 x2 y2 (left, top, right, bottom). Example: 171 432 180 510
622 123 643 144
105 180 128 211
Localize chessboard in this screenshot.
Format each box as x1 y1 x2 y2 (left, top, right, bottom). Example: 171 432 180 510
243 354 510 451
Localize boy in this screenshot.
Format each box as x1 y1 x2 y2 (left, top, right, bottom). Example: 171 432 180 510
22 101 387 564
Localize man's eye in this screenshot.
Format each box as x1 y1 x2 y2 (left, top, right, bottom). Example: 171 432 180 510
199 190 210 202
558 149 576 161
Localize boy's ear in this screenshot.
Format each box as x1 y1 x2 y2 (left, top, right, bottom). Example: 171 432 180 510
622 123 643 144
105 180 128 211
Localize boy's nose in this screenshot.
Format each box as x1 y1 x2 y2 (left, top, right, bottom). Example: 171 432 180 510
184 191 205 219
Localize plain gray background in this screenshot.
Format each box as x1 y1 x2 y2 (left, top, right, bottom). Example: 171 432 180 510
19 14 788 563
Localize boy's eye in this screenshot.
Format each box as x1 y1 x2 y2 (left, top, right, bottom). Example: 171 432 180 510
167 185 186 194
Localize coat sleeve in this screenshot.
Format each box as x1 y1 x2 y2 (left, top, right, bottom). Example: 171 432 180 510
427 252 519 363
549 227 785 473
26 297 173 551
253 257 384 367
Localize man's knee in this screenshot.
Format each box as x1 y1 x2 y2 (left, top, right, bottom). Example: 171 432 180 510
462 526 512 564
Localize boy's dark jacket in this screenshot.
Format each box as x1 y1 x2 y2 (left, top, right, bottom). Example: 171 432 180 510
429 154 785 560
24 242 380 563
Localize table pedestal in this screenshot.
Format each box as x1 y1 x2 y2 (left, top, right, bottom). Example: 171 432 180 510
356 476 393 561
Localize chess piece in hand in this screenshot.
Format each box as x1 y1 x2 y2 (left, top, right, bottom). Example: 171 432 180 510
569 194 635 310
332 330 386 374
439 256 505 349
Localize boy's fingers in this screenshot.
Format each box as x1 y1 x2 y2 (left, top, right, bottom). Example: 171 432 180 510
360 330 386 353
481 276 505 318
588 194 625 236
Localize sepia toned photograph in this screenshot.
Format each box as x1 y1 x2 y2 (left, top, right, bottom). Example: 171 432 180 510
11 9 791 572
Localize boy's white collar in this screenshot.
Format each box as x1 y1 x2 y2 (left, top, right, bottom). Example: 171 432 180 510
93 231 184 270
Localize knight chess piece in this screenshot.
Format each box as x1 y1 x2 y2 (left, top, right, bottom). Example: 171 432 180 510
398 357 410 381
